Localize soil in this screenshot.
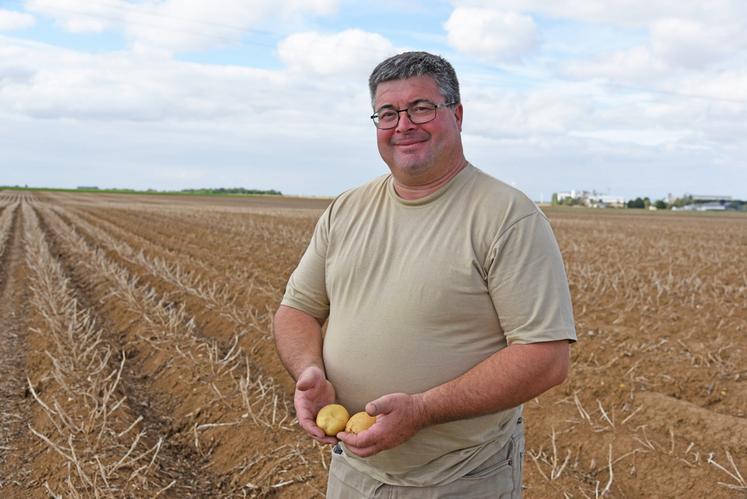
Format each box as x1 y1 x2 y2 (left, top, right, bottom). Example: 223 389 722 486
0 191 744 498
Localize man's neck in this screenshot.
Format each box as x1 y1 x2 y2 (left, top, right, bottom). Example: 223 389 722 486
393 160 467 201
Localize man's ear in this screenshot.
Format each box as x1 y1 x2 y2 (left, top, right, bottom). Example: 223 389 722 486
454 103 463 131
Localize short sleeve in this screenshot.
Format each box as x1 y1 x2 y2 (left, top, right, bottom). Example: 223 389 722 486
280 207 331 320
487 212 577 345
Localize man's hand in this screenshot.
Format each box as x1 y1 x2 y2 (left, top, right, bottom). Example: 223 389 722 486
294 366 338 445
337 393 428 458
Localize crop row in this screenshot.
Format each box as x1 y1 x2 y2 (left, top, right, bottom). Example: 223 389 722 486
34 202 322 496
22 202 173 496
48 203 294 390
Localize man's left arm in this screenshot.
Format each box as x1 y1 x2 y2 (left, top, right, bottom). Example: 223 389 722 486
339 339 569 457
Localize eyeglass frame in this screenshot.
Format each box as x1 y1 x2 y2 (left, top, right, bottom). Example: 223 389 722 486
370 99 458 129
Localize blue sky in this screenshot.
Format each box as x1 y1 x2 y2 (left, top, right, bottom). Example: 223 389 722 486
1 0 746 201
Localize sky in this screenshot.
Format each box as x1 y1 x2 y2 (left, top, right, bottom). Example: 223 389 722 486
1 0 746 201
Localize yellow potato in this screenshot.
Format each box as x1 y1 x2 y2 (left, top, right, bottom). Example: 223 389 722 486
345 411 377 434
316 404 350 436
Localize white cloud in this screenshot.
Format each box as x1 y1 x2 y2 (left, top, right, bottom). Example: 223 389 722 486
280 0 337 17
535 1 747 120
451 0 747 29
125 0 271 53
0 32 385 138
444 7 538 62
569 129 692 147
0 32 380 195
24 0 340 52
650 18 734 69
25 0 120 32
0 39 283 121
3 2 746 200
564 46 670 83
678 70 747 103
0 9 36 31
452 1 747 72
462 82 590 138
277 29 396 78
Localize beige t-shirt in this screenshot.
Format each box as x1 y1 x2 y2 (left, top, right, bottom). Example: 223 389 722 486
281 164 576 486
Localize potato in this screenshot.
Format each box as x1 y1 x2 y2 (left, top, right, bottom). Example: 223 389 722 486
345 411 376 434
316 404 350 436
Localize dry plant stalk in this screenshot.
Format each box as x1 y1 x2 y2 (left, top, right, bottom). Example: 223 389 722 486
707 450 747 491
36 201 310 492
0 202 19 259
22 202 169 496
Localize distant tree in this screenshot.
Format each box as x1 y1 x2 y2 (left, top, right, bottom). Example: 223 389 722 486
551 193 559 205
627 197 645 209
726 200 746 211
179 187 282 196
654 199 668 210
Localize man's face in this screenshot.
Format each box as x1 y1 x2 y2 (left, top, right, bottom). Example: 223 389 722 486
373 76 463 184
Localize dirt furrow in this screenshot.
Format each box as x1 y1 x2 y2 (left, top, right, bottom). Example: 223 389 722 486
0 200 35 492
68 205 280 308
71 204 300 298
50 203 295 394
34 202 324 497
16 200 207 496
30 202 227 496
73 204 311 289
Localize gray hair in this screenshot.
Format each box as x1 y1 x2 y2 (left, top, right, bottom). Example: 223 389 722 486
368 51 460 107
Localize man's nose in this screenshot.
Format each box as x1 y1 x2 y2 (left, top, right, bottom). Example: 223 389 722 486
395 110 415 132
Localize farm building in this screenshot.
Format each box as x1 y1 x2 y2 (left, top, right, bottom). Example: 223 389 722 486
673 202 727 212
554 190 625 208
586 194 626 208
672 194 733 211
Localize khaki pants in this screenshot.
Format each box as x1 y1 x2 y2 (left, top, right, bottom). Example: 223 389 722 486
326 418 524 498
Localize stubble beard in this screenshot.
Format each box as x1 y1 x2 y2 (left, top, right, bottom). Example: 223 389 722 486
387 132 437 181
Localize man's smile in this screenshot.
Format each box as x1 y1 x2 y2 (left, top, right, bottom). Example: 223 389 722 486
391 133 430 147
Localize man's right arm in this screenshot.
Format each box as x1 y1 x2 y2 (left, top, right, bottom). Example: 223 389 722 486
273 304 338 444
273 304 325 380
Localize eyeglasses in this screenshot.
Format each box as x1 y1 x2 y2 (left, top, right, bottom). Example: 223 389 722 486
370 100 456 129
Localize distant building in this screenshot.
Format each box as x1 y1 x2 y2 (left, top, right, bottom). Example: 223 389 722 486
587 194 626 208
672 194 734 211
691 194 732 202
556 190 584 200
554 189 625 208
673 202 727 212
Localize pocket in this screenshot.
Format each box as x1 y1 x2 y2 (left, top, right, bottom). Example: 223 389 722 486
328 447 345 481
327 450 383 498
463 435 515 481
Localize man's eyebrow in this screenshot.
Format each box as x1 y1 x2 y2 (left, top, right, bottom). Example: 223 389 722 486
376 104 396 111
409 98 434 106
375 99 434 112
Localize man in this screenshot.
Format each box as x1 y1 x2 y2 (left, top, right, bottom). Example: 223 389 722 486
274 51 576 498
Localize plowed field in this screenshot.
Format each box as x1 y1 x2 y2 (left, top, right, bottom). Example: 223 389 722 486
0 190 744 498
